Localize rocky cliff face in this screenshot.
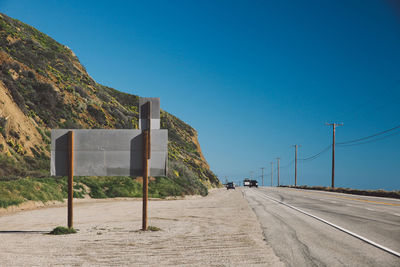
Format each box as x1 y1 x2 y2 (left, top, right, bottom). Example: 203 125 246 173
0 13 220 187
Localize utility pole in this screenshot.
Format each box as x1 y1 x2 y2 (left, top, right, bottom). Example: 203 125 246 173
326 122 343 188
293 145 301 187
270 162 273 187
261 167 265 186
276 157 280 187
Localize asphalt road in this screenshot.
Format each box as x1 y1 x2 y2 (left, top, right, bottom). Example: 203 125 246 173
243 187 400 266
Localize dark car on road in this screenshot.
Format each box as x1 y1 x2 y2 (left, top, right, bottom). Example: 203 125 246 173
249 180 258 188
226 182 235 190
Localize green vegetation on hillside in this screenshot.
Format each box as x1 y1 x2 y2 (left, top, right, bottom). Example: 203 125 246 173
0 177 66 208
0 162 208 209
0 151 49 177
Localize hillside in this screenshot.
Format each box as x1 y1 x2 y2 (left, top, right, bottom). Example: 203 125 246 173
0 13 220 192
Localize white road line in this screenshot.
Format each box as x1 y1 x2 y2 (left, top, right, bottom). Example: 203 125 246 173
249 189 400 258
394 213 400 217
330 201 337 204
365 208 375 211
345 204 353 207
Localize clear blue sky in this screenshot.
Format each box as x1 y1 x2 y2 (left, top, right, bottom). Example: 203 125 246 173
2 0 399 190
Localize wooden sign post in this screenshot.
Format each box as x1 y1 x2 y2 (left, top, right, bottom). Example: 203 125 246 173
68 130 74 228
142 101 151 230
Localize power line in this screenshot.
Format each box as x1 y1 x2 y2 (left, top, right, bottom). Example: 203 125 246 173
337 130 400 147
260 122 400 187
299 145 332 162
337 124 400 145
296 124 400 162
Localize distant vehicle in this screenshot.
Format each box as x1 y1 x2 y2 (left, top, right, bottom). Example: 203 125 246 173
226 182 235 190
243 179 251 187
249 180 258 188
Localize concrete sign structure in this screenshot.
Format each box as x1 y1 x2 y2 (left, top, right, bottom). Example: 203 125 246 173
51 97 167 177
51 129 167 177
50 97 167 230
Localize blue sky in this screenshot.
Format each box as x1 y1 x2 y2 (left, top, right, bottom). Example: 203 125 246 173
1 0 399 190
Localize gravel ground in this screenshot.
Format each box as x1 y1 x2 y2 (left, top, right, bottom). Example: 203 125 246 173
0 189 283 266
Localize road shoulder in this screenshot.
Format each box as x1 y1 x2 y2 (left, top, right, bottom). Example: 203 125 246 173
0 188 283 266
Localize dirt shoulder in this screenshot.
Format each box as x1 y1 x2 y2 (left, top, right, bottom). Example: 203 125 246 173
0 188 283 266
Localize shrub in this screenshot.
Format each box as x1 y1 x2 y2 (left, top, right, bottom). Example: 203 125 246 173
0 116 7 137
49 226 77 235
76 176 142 198
74 86 88 98
149 176 183 198
33 82 58 109
87 104 106 126
147 226 161 231
166 160 208 196
60 119 81 129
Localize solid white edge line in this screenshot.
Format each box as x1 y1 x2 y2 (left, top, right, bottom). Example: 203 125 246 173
250 188 400 258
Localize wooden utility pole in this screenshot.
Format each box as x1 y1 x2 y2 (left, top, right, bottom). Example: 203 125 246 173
270 162 273 187
142 101 151 231
326 123 343 188
261 167 264 186
293 145 301 186
68 131 74 229
276 157 280 187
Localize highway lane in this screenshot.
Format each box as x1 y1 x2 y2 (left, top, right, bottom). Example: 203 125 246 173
243 187 400 266
259 187 400 252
